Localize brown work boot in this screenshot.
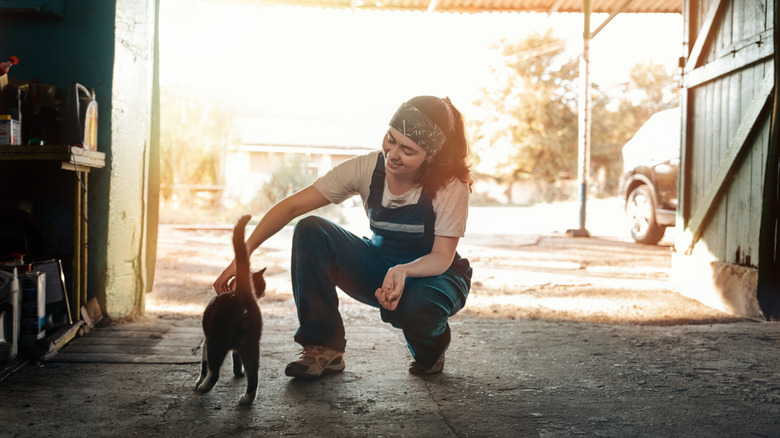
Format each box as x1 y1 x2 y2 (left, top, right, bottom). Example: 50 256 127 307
285 345 345 380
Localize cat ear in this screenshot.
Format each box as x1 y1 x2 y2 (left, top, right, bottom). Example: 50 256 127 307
259 267 267 274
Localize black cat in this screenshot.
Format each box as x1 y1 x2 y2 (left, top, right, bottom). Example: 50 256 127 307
195 214 264 405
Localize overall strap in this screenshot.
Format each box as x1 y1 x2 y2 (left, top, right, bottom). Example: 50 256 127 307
369 153 385 194
369 151 434 206
419 183 435 205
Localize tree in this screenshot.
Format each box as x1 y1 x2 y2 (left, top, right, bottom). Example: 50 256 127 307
590 62 680 195
249 155 316 212
472 32 680 202
159 87 236 203
471 30 579 202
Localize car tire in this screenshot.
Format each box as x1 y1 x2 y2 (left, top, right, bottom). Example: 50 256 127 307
626 184 666 244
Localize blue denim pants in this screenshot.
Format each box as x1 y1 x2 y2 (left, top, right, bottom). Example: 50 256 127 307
290 215 471 367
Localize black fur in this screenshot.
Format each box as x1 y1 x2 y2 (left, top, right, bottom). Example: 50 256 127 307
195 215 264 405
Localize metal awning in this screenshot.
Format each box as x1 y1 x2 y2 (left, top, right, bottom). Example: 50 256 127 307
257 0 682 14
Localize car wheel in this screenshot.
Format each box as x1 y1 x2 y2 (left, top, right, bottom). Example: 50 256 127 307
626 185 666 244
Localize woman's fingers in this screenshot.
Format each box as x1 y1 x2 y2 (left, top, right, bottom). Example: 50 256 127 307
217 261 239 294
375 287 401 311
213 267 236 294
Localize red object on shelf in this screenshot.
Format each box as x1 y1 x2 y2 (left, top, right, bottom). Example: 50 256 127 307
0 56 19 76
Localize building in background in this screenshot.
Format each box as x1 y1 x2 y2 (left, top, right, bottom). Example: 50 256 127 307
225 117 379 204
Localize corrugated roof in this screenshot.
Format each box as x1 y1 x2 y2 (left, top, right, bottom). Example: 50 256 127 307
259 0 682 14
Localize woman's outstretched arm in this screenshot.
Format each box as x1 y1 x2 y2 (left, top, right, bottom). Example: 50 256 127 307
213 185 330 294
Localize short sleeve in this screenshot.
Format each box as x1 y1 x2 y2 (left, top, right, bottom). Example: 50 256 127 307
432 179 470 237
312 151 379 205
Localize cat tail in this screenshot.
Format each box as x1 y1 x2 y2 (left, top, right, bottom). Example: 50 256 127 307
233 214 252 296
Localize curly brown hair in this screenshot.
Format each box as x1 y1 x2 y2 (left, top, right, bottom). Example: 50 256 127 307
407 96 473 195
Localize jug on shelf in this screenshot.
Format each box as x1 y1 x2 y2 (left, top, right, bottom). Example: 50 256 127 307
62 82 98 150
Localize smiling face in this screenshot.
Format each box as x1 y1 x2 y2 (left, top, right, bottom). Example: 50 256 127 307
382 127 430 181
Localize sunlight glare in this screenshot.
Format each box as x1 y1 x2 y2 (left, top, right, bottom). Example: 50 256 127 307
160 1 683 126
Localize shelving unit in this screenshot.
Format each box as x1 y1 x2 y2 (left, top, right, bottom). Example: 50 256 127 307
0 145 105 324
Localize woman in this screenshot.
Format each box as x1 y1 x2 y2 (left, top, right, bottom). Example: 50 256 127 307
214 96 473 379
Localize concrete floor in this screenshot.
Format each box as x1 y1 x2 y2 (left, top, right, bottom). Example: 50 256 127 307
3 215 779 437
1 312 779 437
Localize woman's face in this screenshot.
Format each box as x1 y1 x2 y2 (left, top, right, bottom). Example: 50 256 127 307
382 127 430 180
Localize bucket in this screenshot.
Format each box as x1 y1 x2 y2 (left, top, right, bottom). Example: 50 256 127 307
0 268 20 362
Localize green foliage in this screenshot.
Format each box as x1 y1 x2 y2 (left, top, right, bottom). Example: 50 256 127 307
159 86 236 201
249 155 316 212
247 155 346 225
159 88 347 224
472 30 579 187
591 62 680 196
472 30 680 201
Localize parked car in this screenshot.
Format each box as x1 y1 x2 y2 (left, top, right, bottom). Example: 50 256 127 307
618 107 680 244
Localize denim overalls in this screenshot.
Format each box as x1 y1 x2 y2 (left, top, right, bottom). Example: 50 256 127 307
291 154 472 367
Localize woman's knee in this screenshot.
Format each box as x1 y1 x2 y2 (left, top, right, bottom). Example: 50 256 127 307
293 215 329 237
292 216 333 247
397 283 453 327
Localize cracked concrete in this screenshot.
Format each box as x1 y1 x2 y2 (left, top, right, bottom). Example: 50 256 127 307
1 314 779 437
2 209 780 436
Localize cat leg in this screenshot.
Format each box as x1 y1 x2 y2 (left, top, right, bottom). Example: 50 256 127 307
196 339 228 393
195 340 209 390
237 341 260 405
232 350 245 378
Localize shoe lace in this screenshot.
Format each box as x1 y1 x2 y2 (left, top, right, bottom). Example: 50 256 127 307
300 345 322 359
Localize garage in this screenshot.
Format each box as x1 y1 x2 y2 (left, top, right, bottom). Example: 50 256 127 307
0 0 778 435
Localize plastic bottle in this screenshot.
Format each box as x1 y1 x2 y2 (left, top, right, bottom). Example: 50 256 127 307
0 268 20 362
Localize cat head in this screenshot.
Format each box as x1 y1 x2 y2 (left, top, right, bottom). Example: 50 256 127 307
251 267 266 300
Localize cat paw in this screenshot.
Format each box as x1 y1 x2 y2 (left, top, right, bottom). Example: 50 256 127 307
239 392 256 405
196 379 217 393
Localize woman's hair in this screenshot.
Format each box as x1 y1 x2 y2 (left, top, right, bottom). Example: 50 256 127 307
409 96 473 194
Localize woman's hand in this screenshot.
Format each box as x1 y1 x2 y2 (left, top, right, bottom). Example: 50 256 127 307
373 236 460 309
211 185 331 295
375 265 408 310
213 261 237 295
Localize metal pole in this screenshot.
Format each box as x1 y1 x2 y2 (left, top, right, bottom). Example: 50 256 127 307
72 167 82 321
568 0 592 237
81 172 88 319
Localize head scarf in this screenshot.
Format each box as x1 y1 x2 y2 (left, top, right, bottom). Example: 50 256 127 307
388 102 446 156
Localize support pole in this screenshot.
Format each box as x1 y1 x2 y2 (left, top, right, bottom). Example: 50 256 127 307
568 0 592 238
80 172 88 319
72 169 82 322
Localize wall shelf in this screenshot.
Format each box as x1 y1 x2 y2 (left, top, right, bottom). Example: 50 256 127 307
0 145 104 168
0 0 64 18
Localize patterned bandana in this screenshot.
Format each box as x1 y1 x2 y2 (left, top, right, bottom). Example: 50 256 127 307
388 102 447 156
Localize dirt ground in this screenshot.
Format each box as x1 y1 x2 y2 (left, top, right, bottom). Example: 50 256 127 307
2 202 780 437
145 203 746 327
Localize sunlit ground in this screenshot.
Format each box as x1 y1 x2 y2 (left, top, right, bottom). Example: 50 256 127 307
146 199 743 325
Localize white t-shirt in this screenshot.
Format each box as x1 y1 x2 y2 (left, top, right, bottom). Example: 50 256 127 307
312 150 469 237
